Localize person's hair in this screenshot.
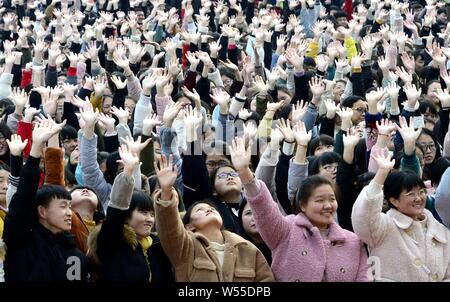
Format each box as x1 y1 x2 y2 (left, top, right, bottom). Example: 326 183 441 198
218 65 235 80
384 171 426 209
425 80 441 94
430 157 450 187
60 125 78 141
308 134 334 156
126 190 154 220
97 151 109 166
333 10 348 20
35 185 72 209
308 151 342 176
181 199 223 227
437 7 447 16
64 167 77 186
419 99 438 116
293 175 335 215
341 96 365 108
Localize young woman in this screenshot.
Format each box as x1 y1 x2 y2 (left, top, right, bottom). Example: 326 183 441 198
153 155 274 282
352 149 450 281
90 145 173 282
230 137 369 282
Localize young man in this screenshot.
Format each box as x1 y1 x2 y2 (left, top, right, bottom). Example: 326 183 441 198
3 119 88 282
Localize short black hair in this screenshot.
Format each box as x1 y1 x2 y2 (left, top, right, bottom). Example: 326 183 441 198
308 152 342 176
35 185 72 208
384 171 425 209
430 157 450 187
60 125 78 141
419 99 438 116
126 191 154 220
341 95 365 109
309 134 334 156
182 199 222 226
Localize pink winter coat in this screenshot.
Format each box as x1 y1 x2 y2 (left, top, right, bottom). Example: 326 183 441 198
245 180 369 282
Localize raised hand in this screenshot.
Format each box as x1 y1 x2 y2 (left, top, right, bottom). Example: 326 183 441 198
238 108 252 120
111 75 128 89
94 76 107 96
182 86 201 108
62 83 78 98
366 87 387 114
371 147 395 171
343 127 360 150
120 136 151 157
30 116 63 157
111 106 130 125
276 118 295 143
376 118 396 136
154 154 178 191
291 100 308 123
403 82 422 105
210 88 230 109
98 112 116 135
163 101 183 127
254 75 269 94
6 134 28 156
324 99 338 119
118 144 141 176
397 116 421 155
243 122 257 145
336 107 354 130
79 101 99 136
142 113 161 136
309 76 325 101
229 137 252 173
293 121 312 147
10 87 28 109
434 88 450 108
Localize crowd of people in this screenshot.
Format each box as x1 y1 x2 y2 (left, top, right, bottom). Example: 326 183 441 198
1 0 450 282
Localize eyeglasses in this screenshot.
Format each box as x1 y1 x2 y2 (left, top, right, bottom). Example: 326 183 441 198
403 189 427 199
321 163 338 172
216 171 239 179
0 136 5 143
206 160 229 169
419 143 436 152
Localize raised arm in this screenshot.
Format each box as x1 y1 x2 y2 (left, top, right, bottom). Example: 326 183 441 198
231 137 290 250
351 148 394 247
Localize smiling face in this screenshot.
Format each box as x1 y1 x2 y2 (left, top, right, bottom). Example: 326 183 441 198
390 187 427 220
214 166 242 197
38 198 73 233
185 202 223 232
300 184 337 229
127 208 155 240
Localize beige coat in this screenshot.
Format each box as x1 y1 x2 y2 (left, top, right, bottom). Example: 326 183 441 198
352 185 450 282
154 189 274 282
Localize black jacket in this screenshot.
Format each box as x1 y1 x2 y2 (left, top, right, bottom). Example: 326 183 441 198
3 156 88 282
94 207 174 282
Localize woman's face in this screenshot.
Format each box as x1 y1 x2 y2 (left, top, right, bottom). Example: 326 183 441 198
415 56 425 71
186 203 223 232
319 162 338 183
221 75 233 93
313 144 333 156
102 97 113 115
390 186 427 220
0 133 9 156
127 208 155 240
426 82 441 105
301 184 337 229
241 203 261 241
418 133 436 165
124 98 136 119
214 166 242 197
278 90 292 104
70 146 80 165
333 82 345 101
351 100 367 125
